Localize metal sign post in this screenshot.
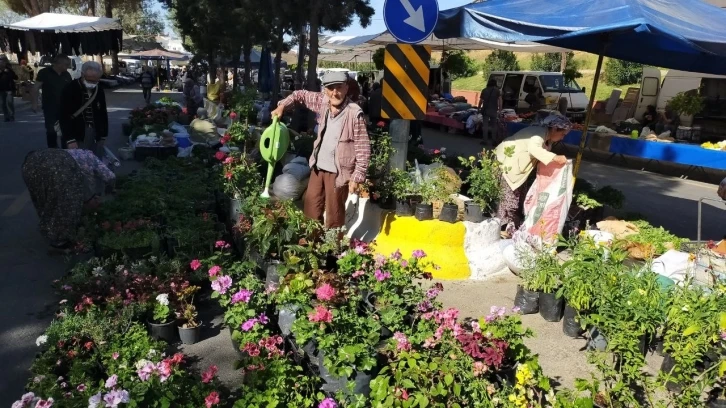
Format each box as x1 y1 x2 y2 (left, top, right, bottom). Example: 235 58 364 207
382 0 438 170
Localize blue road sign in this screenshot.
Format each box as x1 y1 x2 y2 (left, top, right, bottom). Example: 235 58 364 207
383 0 439 44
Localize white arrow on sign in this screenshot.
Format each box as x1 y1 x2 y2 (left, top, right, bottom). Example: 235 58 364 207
400 0 425 32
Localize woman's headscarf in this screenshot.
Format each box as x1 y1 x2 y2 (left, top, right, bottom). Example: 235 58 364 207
542 114 572 131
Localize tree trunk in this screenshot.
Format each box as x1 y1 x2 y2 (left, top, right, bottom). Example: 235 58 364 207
242 43 252 87
295 24 307 90
306 1 321 91
233 48 241 90
560 52 567 72
104 0 119 74
208 48 216 86
272 42 283 107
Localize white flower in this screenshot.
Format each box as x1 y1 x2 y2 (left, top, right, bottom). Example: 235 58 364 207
135 359 151 370
149 256 158 263
88 392 102 408
92 266 104 277
156 294 169 306
35 335 48 347
33 375 45 383
147 349 157 358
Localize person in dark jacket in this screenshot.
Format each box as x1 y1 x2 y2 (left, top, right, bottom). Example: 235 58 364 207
59 61 108 155
368 81 383 123
0 54 18 122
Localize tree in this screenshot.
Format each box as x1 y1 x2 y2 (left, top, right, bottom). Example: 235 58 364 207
0 2 25 24
3 0 54 16
530 52 578 73
371 47 384 70
604 58 643 86
440 50 478 80
305 0 374 90
481 50 519 81
117 2 164 39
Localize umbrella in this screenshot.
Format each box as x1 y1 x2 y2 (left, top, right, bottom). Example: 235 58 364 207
434 0 726 177
123 48 189 61
258 48 274 93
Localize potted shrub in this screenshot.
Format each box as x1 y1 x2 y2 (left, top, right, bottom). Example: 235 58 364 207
458 151 502 222
413 180 436 221
668 91 705 127
177 285 202 345
148 293 177 343
390 168 416 216
218 152 262 220
516 250 562 319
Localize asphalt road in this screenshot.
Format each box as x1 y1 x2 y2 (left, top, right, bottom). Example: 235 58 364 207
0 90 723 403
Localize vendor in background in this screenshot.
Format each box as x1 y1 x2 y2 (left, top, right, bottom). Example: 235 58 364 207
189 107 219 145
33 54 72 148
642 105 658 129
495 114 570 236
271 71 370 228
206 68 225 104
0 54 17 122
347 74 361 102
183 71 203 117
22 148 115 252
478 78 502 146
656 105 679 135
368 81 383 124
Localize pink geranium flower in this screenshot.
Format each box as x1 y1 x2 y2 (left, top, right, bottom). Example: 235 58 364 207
319 398 338 408
205 391 220 408
201 365 218 383
308 305 333 323
211 275 232 294
208 265 221 277
315 284 336 301
214 151 226 161
230 289 252 304
393 332 412 351
374 269 391 281
412 249 426 259
190 259 202 271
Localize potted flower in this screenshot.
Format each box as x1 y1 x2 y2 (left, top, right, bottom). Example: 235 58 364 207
428 166 462 223
516 249 562 319
177 285 202 345
149 293 177 343
218 152 262 220
390 168 416 216
458 151 502 222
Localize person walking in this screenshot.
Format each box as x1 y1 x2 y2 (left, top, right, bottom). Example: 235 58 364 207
271 71 371 228
22 148 115 251
0 55 18 122
59 61 108 156
495 114 570 236
478 78 502 146
183 72 203 117
32 54 72 148
140 66 155 104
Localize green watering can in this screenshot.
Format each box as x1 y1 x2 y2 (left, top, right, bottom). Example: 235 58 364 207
259 116 290 198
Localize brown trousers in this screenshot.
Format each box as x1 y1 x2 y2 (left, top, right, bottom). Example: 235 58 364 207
304 168 348 228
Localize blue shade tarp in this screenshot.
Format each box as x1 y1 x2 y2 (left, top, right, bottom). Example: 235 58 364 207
434 0 726 75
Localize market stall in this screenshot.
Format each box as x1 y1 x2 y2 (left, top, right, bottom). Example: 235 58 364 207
0 12 122 56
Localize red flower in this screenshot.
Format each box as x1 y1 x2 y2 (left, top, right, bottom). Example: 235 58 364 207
377 121 386 127
170 352 184 365
433 149 441 154
224 172 233 180
214 151 227 161
201 365 218 383
229 112 238 120
84 341 94 350
220 133 231 145
205 391 220 408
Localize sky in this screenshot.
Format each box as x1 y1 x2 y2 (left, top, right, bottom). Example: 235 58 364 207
338 0 471 36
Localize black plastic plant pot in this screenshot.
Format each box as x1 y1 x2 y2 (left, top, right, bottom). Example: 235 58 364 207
378 196 396 210
414 203 434 221
514 285 539 315
178 325 201 345
148 320 177 343
562 303 584 337
539 292 564 322
318 349 373 397
660 354 683 393
438 203 459 223
708 389 726 408
464 201 484 223
395 199 413 216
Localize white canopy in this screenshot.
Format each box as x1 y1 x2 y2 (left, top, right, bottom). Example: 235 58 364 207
319 31 568 53
4 13 121 32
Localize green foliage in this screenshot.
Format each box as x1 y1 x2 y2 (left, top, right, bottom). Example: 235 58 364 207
458 152 502 211
604 58 643 86
367 129 394 179
389 168 415 200
441 50 479 79
220 152 262 199
627 220 685 256
226 89 258 123
520 250 562 293
481 50 520 82
372 48 385 71
668 91 705 116
530 52 574 72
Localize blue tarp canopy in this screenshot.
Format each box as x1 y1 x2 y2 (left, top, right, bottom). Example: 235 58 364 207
434 0 726 75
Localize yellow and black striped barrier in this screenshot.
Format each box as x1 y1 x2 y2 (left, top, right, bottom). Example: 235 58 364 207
381 44 431 120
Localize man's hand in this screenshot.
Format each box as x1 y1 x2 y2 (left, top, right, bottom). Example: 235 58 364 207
552 155 568 165
271 105 285 120
349 181 359 194
67 142 78 149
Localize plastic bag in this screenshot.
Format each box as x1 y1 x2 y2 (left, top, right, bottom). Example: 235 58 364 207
521 160 574 244
562 304 584 337
282 162 311 181
272 174 306 200
538 292 564 322
514 285 539 315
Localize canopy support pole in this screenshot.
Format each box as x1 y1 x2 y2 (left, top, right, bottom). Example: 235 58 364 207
572 46 605 180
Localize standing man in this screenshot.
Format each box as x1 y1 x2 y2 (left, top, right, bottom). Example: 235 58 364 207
478 78 502 146
59 61 108 156
0 55 18 122
140 66 155 104
33 54 72 148
271 71 370 228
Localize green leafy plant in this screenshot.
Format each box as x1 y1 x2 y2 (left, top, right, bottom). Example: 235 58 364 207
481 50 520 82
520 250 562 294
627 220 685 256
604 58 643 86
389 168 415 201
220 152 262 199
152 293 174 323
367 129 394 179
459 151 502 211
668 91 706 117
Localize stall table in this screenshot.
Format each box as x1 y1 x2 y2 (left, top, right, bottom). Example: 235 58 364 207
506 122 726 175
424 110 465 131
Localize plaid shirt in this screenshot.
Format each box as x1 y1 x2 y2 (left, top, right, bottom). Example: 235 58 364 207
278 91 370 184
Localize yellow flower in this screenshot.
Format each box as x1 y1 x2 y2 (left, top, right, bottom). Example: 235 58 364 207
638 289 646 296
515 364 533 385
508 394 517 402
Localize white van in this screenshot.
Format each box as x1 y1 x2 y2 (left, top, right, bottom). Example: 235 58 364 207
487 71 589 120
633 68 726 127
